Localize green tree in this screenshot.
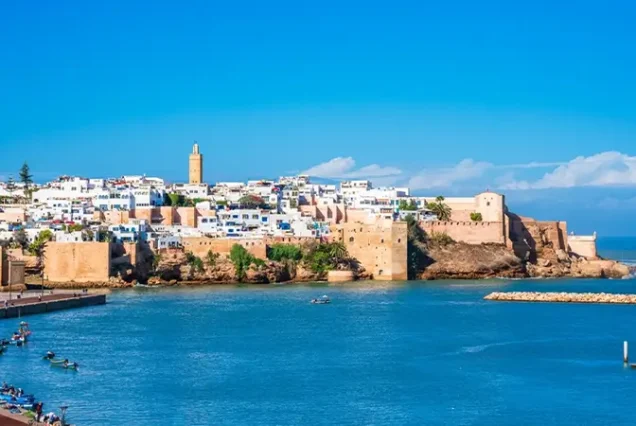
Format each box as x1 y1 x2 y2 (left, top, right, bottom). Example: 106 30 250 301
206 250 220 267
68 223 84 232
427 196 452 221
5 176 16 194
470 212 483 222
267 243 303 262
238 195 266 209
168 193 183 207
302 242 350 274
152 253 162 272
19 162 33 195
13 229 29 250
185 251 205 272
327 241 347 263
230 244 255 280
399 199 418 211
28 229 53 258
83 228 95 241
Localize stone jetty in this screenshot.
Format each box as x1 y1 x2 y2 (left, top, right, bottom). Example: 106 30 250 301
0 293 107 319
484 291 636 305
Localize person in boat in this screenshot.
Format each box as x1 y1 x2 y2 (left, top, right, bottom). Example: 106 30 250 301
62 359 69 368
45 351 55 360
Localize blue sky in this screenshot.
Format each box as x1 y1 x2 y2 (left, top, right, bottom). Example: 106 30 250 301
1 1 636 235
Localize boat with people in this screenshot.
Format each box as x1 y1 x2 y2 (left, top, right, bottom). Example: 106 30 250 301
49 358 79 371
311 295 331 304
18 321 31 337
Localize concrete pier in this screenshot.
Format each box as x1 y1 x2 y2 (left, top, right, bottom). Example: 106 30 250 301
0 293 106 319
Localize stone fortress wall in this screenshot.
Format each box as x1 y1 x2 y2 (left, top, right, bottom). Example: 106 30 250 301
331 219 408 281
43 241 111 283
568 234 598 259
36 191 599 285
421 221 507 245
182 237 267 260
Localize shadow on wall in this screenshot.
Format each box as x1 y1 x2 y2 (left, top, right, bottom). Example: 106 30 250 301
507 213 537 262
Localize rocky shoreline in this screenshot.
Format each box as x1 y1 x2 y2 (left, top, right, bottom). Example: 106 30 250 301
485 291 636 304
23 237 633 289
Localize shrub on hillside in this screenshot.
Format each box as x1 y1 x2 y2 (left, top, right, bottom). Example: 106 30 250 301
267 243 303 262
470 212 483 222
428 231 454 246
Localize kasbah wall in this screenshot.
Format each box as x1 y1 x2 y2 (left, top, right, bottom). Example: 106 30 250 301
332 220 408 281
182 237 267 260
419 192 595 259
419 192 508 246
44 242 111 283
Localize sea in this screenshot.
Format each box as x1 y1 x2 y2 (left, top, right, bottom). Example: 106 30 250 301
1 238 636 426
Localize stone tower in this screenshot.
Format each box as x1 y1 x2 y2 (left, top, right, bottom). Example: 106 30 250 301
189 142 203 184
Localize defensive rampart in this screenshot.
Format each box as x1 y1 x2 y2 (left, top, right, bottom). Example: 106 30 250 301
420 221 507 245
182 237 267 259
332 220 407 280
44 242 111 283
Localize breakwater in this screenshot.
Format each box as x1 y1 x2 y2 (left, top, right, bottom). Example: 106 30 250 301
0 294 106 319
485 291 636 304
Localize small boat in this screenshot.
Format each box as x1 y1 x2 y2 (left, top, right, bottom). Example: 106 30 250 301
0 394 35 406
18 322 31 337
311 295 331 304
50 359 79 370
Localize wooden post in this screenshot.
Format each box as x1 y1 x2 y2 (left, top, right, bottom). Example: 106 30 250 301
624 341 629 364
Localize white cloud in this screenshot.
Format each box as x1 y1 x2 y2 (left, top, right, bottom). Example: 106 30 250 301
342 164 403 178
495 161 566 170
408 159 492 190
302 157 356 178
501 151 636 190
302 157 402 179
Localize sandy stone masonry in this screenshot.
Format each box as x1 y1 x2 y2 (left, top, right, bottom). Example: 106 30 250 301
485 291 636 304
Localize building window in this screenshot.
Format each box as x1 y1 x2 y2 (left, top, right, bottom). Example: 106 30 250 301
349 237 354 243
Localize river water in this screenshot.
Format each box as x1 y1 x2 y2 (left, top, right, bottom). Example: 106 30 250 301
1 240 636 425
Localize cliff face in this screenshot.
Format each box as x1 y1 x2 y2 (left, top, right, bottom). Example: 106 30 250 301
419 243 526 280
415 241 629 280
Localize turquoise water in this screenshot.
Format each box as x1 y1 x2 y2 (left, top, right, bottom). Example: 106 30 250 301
2 278 636 425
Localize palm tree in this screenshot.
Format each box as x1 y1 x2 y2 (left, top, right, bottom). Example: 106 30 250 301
428 196 452 221
327 242 348 263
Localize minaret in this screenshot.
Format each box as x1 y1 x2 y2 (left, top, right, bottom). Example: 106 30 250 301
189 142 203 184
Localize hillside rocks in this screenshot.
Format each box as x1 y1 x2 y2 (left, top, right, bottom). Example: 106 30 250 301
415 241 631 280
485 291 636 304
420 243 526 280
